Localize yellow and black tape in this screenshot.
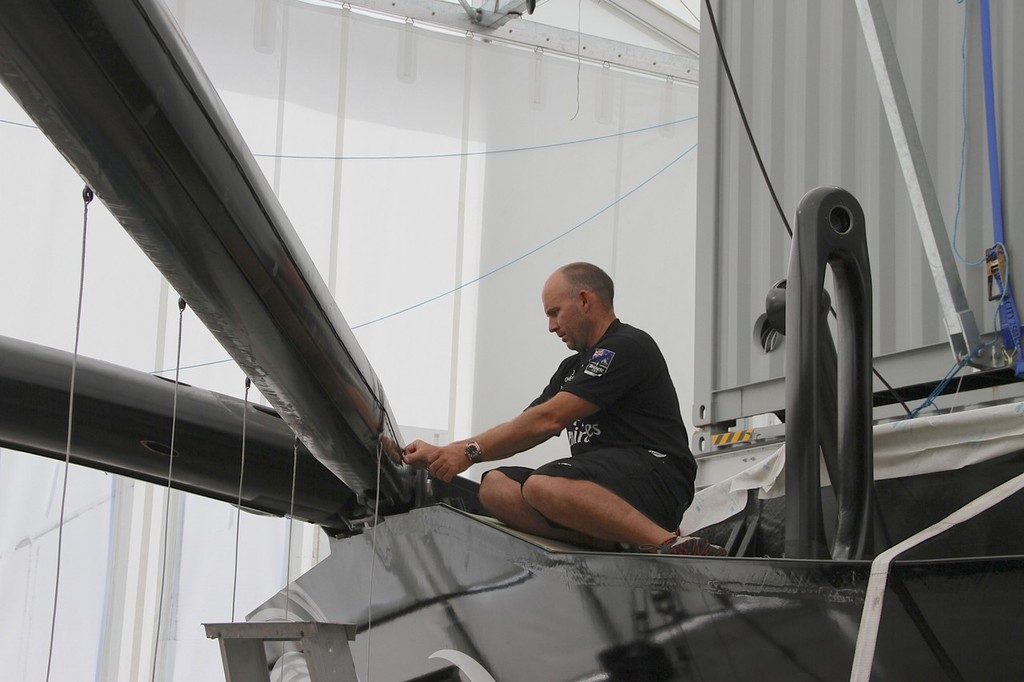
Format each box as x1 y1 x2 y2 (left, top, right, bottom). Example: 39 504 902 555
711 429 754 446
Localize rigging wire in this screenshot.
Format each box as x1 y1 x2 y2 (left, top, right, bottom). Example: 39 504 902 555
570 0 583 121
151 296 187 682
678 0 700 28
231 377 252 622
702 0 791 239
907 352 976 419
702 0 913 416
284 436 300 623
44 185 93 682
0 116 36 129
365 431 387 682
252 115 696 161
150 139 698 376
1 111 696 161
951 0 985 268
351 142 696 330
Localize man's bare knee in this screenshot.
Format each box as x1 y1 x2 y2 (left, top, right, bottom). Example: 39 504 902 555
520 475 563 513
479 471 520 516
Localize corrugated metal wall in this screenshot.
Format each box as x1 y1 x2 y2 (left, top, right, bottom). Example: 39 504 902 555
692 0 1024 442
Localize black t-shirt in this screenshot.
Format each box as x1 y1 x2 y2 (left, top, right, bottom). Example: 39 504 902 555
529 320 694 464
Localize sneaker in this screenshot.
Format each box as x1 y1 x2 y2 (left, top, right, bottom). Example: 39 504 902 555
657 534 727 556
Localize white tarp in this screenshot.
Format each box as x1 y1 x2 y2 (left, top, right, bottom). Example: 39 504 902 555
681 401 1024 534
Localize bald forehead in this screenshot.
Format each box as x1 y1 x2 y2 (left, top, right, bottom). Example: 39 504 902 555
543 271 569 296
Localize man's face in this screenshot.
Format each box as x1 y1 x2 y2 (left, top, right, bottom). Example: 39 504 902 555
542 272 589 351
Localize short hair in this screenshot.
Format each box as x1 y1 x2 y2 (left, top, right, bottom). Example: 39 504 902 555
559 262 614 306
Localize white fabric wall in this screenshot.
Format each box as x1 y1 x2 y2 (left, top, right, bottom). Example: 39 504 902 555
0 0 698 679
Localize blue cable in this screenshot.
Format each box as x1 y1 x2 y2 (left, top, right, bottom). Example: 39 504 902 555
350 142 698 329
254 115 697 161
951 0 984 267
1 113 697 160
979 0 1024 376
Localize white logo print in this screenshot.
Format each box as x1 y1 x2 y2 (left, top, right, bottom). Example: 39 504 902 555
568 421 601 445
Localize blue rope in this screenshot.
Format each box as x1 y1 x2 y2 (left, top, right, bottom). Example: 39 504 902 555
907 349 978 419
979 0 1024 376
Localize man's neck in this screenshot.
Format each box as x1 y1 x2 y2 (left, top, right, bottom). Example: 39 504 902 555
583 315 618 351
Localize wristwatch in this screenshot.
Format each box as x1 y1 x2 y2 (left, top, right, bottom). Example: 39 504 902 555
464 440 483 464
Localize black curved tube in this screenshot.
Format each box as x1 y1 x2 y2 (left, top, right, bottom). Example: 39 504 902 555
784 187 874 560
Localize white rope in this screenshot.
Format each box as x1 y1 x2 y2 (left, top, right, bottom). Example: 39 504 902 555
231 377 251 621
365 436 385 681
850 470 1024 681
45 186 93 682
284 436 299 622
151 297 186 682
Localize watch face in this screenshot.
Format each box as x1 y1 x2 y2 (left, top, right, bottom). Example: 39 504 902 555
465 442 481 463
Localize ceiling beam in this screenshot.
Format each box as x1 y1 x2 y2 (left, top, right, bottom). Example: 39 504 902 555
599 0 699 56
332 0 699 83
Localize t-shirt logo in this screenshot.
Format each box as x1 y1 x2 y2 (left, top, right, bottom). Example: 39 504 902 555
584 348 615 377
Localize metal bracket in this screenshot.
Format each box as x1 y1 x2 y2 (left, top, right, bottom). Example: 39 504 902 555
204 621 358 682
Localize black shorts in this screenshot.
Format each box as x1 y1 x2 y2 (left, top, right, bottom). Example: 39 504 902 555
485 446 695 532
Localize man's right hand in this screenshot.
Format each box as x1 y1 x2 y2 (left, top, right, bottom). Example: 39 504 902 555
403 440 472 482
402 439 436 469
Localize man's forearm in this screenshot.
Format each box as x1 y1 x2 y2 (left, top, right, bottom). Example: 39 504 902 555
470 406 565 461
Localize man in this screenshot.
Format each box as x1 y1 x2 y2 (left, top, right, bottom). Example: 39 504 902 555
403 262 724 555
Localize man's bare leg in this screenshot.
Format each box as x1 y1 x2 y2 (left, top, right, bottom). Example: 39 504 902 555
521 475 675 546
479 471 675 548
478 471 616 548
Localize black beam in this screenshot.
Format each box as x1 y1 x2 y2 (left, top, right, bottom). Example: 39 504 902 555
0 0 412 515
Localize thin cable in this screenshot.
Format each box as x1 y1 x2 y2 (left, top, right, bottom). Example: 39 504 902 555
0 117 37 129
871 367 913 417
151 140 696 378
678 0 700 27
149 122 701 378
702 0 792 238
151 141 697 385
284 436 299 622
151 356 235 376
353 141 696 329
907 351 977 419
365 437 385 682
44 186 93 682
151 297 187 682
951 0 985 267
703 0 914 412
949 373 967 414
570 0 582 121
253 116 696 161
231 377 252 621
